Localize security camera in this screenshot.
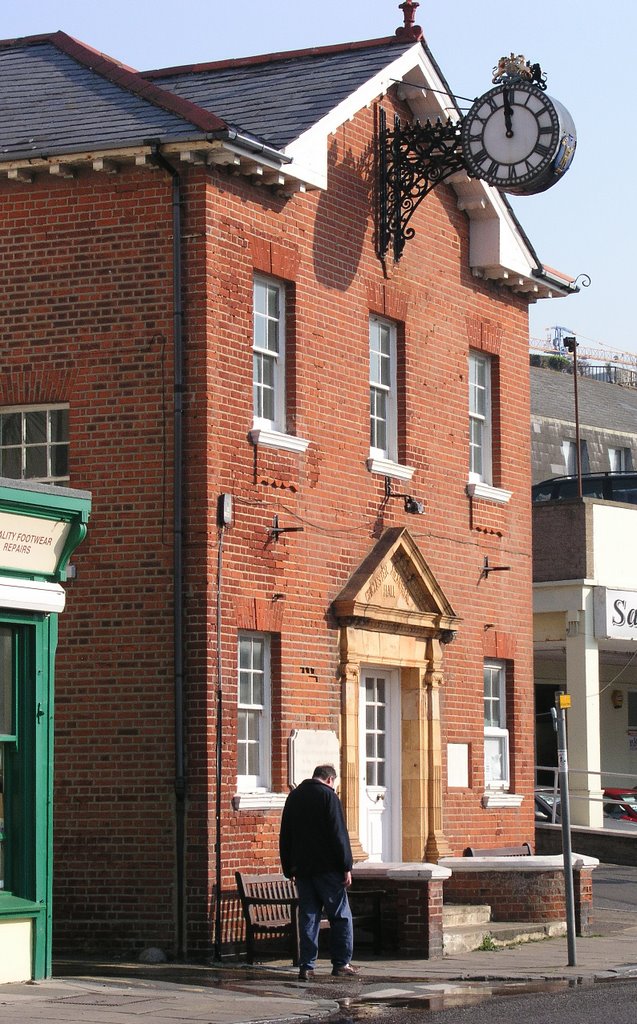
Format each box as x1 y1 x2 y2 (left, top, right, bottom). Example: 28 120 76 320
404 496 425 515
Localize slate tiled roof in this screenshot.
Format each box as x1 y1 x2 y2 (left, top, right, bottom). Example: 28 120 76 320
532 366 637 432
0 34 227 162
144 39 414 149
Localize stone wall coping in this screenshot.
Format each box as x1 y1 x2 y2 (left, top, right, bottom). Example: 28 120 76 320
439 853 599 873
352 861 452 881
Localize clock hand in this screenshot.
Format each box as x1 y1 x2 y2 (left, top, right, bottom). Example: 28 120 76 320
503 87 514 138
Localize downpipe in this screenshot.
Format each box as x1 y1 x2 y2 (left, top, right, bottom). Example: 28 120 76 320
151 146 186 959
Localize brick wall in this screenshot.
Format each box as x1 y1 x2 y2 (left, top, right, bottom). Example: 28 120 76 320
0 84 537 956
201 94 535 891
0 169 178 953
532 501 591 581
351 875 445 958
444 863 594 935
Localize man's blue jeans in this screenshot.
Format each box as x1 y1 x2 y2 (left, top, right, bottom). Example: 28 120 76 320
295 872 353 969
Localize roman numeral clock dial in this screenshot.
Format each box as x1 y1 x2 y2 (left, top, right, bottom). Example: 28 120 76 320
460 80 576 196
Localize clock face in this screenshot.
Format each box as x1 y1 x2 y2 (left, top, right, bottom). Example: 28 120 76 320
461 83 563 192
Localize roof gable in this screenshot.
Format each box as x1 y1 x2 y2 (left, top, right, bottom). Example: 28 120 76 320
144 38 413 151
0 29 572 298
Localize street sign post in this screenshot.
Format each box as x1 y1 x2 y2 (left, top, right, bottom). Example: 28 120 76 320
554 691 577 966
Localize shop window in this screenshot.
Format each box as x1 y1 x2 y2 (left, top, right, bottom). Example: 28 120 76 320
0 628 12 739
0 405 69 484
0 747 4 890
0 627 15 892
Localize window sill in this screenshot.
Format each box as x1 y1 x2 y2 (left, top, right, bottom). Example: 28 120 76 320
0 893 44 918
232 792 288 811
367 456 414 481
250 427 310 453
481 790 523 809
466 479 512 505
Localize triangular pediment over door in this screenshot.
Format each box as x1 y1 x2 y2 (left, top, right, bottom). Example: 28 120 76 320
332 528 460 864
332 526 459 638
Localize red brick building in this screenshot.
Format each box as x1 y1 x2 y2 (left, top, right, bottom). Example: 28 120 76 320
0 8 574 957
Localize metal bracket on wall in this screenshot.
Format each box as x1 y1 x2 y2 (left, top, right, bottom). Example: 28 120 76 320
268 514 304 542
480 556 511 580
377 106 465 262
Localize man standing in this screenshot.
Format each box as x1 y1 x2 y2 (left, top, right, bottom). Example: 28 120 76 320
279 764 359 981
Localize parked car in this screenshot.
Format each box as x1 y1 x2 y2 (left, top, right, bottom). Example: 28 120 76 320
535 792 561 823
532 471 637 504
603 788 637 824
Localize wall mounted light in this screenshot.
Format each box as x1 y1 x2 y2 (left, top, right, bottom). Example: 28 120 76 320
384 476 426 515
611 689 624 709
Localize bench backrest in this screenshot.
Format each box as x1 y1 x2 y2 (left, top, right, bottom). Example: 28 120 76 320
235 872 297 926
464 842 532 857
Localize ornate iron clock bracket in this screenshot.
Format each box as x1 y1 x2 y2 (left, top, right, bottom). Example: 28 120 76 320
378 106 465 263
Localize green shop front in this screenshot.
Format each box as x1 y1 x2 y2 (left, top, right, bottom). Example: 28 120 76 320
0 478 90 983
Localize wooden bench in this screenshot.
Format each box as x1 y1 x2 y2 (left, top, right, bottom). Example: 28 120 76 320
235 872 300 965
464 842 532 857
235 871 384 964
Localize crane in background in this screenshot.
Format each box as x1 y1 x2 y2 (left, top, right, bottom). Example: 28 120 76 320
530 326 637 370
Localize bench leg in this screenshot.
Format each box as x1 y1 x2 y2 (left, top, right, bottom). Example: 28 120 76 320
372 905 382 954
245 926 256 964
290 906 300 965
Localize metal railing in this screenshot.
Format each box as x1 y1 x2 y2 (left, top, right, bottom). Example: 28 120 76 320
535 765 637 827
579 364 637 386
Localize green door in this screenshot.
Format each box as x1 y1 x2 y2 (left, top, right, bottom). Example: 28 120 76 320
0 616 55 980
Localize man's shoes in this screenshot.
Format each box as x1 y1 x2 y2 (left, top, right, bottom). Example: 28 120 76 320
331 963 359 978
298 966 314 982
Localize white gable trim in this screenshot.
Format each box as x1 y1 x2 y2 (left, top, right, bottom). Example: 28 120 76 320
284 43 437 189
281 42 572 300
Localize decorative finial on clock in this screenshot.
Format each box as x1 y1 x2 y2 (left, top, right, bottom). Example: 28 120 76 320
492 53 547 91
395 1 424 42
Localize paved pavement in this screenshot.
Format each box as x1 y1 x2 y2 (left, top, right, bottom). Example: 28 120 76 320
1 864 636 1023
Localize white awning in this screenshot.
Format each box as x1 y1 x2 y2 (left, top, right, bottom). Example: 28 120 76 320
0 577 66 614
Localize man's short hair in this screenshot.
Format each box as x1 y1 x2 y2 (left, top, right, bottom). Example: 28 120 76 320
312 764 337 782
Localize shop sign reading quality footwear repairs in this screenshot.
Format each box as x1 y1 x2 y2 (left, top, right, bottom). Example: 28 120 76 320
0 511 71 575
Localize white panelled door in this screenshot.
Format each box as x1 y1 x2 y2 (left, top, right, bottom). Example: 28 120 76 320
359 668 400 862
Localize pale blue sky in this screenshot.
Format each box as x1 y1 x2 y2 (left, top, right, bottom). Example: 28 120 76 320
3 2 632 356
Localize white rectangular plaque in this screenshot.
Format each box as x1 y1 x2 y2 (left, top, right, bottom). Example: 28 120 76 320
288 729 340 789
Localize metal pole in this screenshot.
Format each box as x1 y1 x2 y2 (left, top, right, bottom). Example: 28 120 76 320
563 337 582 498
554 691 577 966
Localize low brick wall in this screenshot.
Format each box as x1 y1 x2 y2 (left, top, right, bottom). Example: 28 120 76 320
536 822 637 867
228 855 598 961
352 863 451 959
439 854 598 937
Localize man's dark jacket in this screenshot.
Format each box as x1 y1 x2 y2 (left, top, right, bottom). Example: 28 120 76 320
279 777 353 878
